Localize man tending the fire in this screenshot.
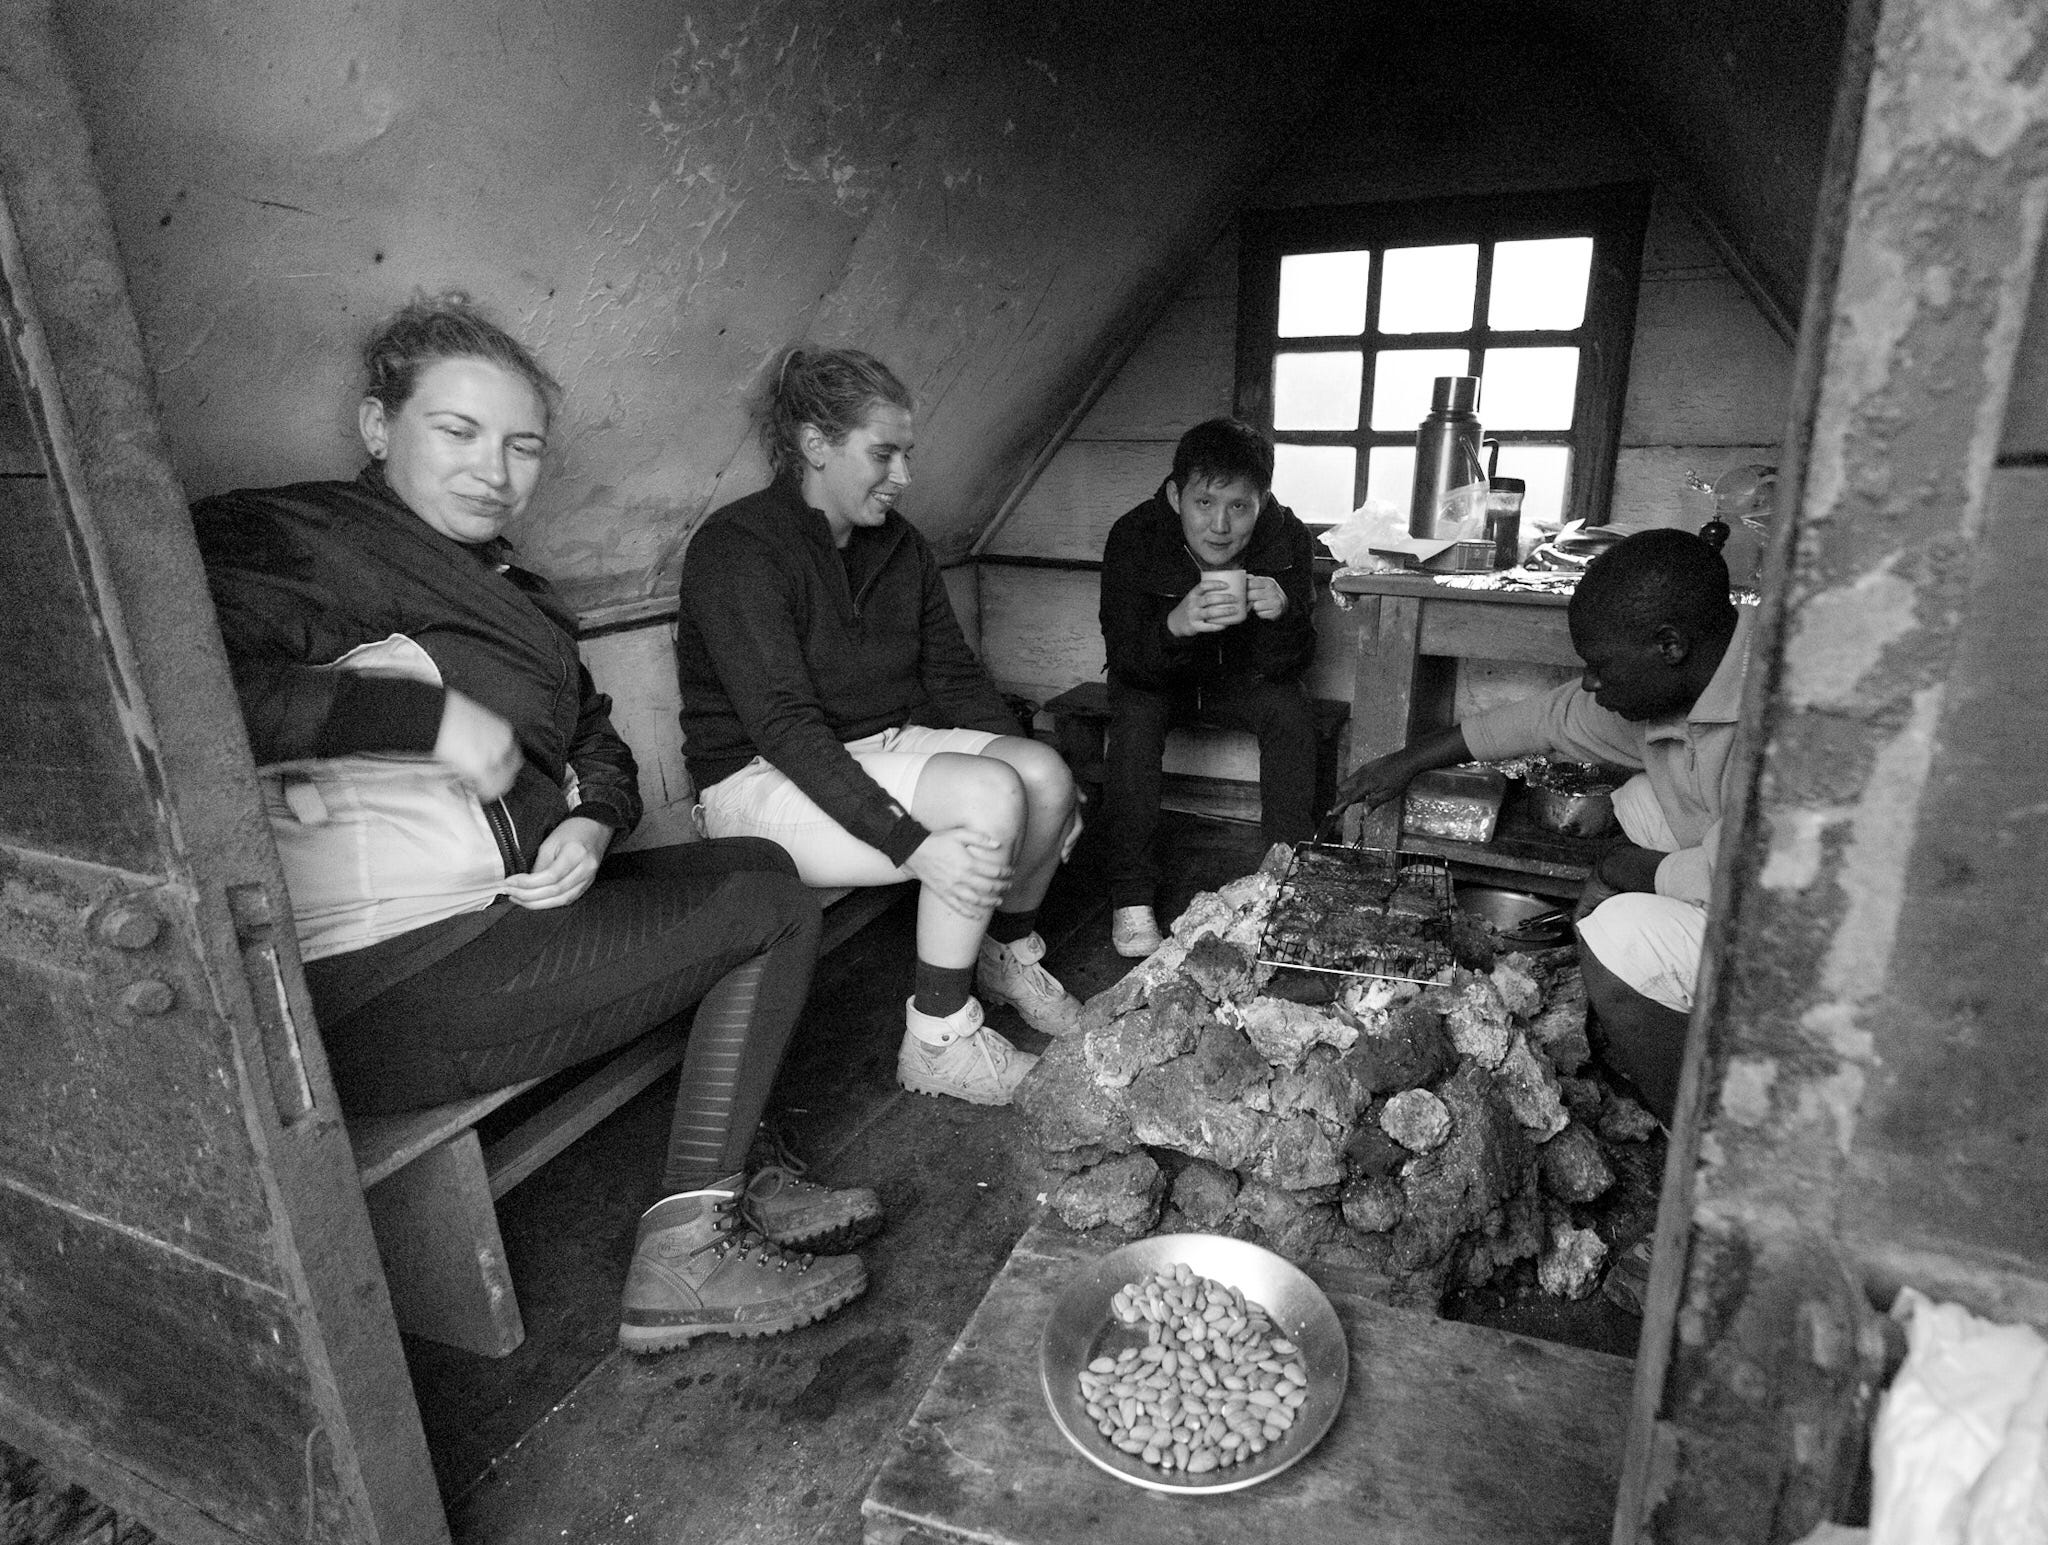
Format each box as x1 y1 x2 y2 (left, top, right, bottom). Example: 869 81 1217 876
1328 527 1751 1132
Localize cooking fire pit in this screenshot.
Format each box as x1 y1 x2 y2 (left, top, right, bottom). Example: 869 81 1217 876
1015 844 1659 1310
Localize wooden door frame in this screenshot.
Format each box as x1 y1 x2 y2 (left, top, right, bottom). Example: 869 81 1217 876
0 7 446 1542
1616 0 2048 1537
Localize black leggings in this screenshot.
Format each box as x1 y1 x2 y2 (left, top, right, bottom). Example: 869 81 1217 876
308 838 822 1195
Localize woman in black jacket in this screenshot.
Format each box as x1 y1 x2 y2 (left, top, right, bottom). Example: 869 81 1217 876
194 296 870 1354
675 348 1080 1109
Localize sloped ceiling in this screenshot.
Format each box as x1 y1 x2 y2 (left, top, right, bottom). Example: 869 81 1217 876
51 0 1846 611
1537 0 1852 330
54 0 1379 610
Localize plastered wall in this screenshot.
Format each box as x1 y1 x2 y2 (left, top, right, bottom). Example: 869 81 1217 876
53 0 1367 613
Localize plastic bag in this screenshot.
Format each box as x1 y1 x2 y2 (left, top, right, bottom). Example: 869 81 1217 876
1868 1287 2048 1545
1318 497 1412 571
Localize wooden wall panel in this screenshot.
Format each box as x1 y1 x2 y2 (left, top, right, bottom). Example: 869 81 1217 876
984 441 1166 561
581 626 695 851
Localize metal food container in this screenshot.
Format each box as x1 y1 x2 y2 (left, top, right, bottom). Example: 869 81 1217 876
1401 765 1507 843
1519 760 1621 838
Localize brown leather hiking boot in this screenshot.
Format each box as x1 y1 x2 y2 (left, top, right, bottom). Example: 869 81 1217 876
744 1164 884 1253
618 1177 866 1354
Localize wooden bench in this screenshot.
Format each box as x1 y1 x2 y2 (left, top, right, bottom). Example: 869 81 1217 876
347 882 907 1357
1043 681 1352 818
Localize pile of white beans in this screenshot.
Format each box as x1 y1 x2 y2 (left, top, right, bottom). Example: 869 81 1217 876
1075 1261 1308 1477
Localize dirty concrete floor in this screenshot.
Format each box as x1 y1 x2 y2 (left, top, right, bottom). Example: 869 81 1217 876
392 811 1652 1544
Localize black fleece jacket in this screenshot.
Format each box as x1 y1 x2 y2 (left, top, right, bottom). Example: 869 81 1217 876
1099 483 1318 692
191 465 642 870
674 475 1016 866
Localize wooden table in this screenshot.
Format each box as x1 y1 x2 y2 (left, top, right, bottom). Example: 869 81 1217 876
862 1215 1632 1545
1333 571 1599 896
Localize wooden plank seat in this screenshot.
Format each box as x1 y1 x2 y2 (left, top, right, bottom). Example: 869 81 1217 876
348 881 909 1357
1043 680 1352 815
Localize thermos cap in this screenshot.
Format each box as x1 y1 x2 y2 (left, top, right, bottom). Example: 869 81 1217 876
1490 476 1526 493
1430 374 1482 415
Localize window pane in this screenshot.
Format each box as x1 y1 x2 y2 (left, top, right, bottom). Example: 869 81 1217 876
1379 244 1477 333
1493 444 1572 535
1479 347 1578 430
1273 444 1357 526
1278 250 1372 337
1369 349 1470 431
1488 237 1592 330
1366 445 1417 523
1272 351 1362 431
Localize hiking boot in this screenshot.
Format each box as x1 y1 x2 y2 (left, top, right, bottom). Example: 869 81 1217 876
976 932 1082 1036
898 996 1038 1105
745 1164 884 1253
1111 905 1164 958
618 1178 866 1354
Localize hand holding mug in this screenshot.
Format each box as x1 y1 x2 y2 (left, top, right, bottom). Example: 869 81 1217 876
1168 570 1249 636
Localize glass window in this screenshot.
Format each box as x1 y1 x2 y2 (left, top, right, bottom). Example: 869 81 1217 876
1488 237 1592 330
1478 347 1579 430
1240 187 1647 530
1272 352 1363 431
1379 244 1477 333
1370 349 1470 431
1492 444 1573 533
1278 250 1372 337
1272 444 1358 525
1365 445 1417 521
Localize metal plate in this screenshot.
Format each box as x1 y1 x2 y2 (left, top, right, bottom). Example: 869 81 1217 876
1038 1234 1348 1495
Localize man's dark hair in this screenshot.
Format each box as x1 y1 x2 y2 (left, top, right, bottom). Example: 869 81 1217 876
1570 527 1737 640
1170 418 1274 495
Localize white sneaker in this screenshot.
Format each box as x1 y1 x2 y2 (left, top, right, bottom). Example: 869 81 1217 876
976 932 1082 1036
898 997 1038 1105
1110 905 1164 958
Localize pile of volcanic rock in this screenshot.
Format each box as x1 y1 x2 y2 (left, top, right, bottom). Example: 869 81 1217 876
1015 848 1661 1309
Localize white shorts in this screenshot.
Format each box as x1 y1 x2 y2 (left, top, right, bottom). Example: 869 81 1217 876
1577 891 1706 1014
698 725 1001 887
1612 771 1676 851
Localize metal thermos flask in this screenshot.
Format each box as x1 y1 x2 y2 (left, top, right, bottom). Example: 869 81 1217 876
1408 375 1487 539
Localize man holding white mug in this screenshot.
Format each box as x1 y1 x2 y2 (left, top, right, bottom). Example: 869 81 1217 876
1097 419 1319 957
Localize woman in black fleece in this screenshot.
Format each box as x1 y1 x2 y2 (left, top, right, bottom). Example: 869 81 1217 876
194 296 873 1354
675 347 1080 1107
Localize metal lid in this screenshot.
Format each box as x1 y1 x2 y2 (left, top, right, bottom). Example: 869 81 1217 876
1490 476 1526 493
1430 375 1482 415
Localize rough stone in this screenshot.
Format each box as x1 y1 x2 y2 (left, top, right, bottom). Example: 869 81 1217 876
1185 1019 1270 1105
1227 994 1358 1066
1015 1033 1134 1155
1341 1175 1405 1233
1598 1088 1662 1143
1126 1061 1273 1172
1269 1044 1370 1128
1453 1185 1547 1289
1444 973 1515 1068
1342 999 1457 1095
1051 1151 1165 1238
1167 1158 1240 1229
1394 1065 1534 1272
1231 1178 1346 1262
1182 933 1257 1005
1083 986 1203 1090
1528 972 1592 1075
1560 1076 1606 1123
1539 1121 1617 1203
1537 1222 1609 1300
1168 890 1236 947
1344 1114 1410 1179
1250 1112 1346 1191
1491 954 1544 1020
1380 1088 1452 1152
1497 1035 1570 1139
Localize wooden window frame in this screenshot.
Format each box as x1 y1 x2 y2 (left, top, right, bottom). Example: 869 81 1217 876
1234 183 1652 531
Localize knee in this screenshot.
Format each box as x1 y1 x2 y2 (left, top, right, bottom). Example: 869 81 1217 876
1005 739 1075 811
952 757 1029 837
741 868 823 950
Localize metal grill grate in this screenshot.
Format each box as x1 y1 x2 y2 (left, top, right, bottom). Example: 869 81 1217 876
1255 844 1456 984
